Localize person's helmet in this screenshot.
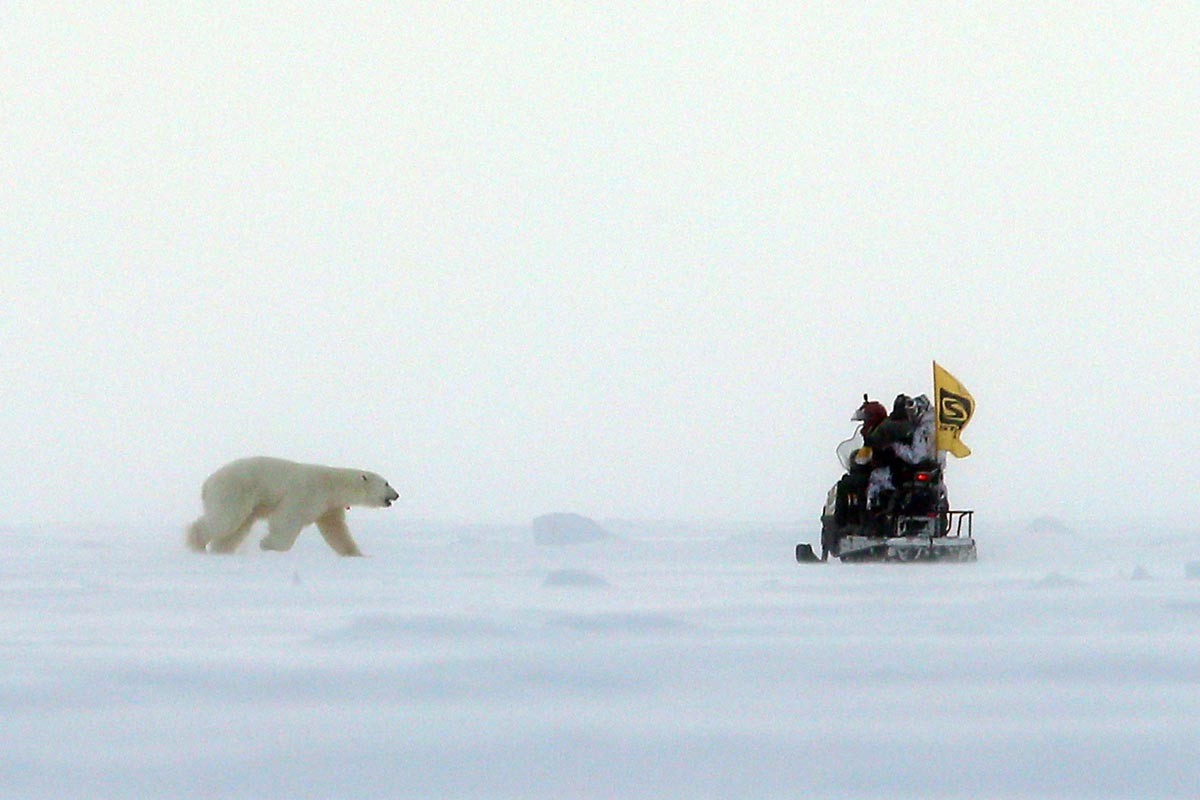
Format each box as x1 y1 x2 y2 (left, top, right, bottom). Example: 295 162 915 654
853 394 887 430
851 394 867 421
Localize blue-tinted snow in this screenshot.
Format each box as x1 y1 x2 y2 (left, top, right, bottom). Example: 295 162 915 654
1 521 1197 799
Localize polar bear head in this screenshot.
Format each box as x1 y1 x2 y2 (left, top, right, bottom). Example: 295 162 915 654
358 472 400 508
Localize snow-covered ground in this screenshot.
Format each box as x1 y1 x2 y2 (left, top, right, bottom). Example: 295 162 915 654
3 518 1198 799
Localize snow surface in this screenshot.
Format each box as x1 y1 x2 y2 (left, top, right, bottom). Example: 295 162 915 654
2 520 1199 800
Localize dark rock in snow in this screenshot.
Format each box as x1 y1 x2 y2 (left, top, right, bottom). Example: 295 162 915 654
532 513 612 546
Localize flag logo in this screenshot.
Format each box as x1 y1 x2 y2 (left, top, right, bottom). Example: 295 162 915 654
938 389 973 426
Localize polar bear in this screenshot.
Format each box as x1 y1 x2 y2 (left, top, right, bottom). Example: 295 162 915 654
186 457 399 556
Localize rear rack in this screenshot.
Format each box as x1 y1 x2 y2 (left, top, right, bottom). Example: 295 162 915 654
943 509 973 538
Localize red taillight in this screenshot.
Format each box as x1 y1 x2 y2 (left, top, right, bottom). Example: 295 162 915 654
915 472 931 482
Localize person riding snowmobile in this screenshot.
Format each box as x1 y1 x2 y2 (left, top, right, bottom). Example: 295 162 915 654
862 394 916 511
826 396 888 558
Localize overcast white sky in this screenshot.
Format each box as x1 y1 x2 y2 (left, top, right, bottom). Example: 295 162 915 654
3 4 1198 528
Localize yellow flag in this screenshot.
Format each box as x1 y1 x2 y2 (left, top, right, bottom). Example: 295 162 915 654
934 362 974 458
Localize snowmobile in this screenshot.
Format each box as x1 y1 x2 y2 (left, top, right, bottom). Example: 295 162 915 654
796 392 977 564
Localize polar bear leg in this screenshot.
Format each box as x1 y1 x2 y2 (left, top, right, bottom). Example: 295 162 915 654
209 514 257 554
315 508 363 557
186 519 209 552
259 504 310 552
188 497 256 553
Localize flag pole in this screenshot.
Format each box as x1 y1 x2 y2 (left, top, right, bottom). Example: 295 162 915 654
932 360 940 457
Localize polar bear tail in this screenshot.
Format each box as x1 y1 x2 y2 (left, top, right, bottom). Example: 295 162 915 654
185 519 208 553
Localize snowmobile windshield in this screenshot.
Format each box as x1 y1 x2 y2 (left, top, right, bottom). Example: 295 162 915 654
836 427 864 471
